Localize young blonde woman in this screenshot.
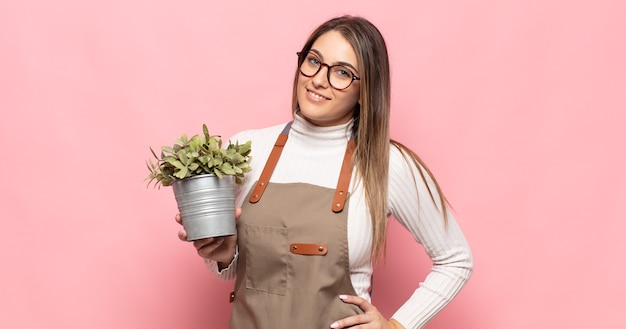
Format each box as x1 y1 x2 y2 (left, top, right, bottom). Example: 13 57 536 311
176 15 473 329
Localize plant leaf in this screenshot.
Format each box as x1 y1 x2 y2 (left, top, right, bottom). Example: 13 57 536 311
203 124 210 140
220 163 235 175
161 146 176 155
174 166 188 179
178 150 189 166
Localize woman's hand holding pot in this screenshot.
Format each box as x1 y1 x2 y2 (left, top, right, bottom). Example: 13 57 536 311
175 208 241 267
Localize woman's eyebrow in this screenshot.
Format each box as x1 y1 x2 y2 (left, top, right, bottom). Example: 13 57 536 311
336 61 359 74
310 48 359 73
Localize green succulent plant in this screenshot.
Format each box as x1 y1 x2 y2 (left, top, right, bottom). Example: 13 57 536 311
146 124 252 188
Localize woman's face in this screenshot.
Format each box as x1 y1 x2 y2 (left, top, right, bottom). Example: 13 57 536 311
297 30 360 127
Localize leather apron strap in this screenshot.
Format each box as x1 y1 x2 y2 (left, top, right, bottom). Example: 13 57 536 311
248 122 355 212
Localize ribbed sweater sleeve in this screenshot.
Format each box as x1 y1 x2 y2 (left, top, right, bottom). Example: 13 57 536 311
388 146 474 328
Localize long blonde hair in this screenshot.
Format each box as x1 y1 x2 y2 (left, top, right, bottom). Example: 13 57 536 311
292 16 448 261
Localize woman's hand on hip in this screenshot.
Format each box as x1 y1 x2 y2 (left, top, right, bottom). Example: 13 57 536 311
175 208 241 266
330 294 405 329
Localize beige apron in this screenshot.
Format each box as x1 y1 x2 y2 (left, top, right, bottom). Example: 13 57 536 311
229 123 363 329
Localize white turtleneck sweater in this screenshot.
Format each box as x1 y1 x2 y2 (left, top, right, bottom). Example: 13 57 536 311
206 114 473 329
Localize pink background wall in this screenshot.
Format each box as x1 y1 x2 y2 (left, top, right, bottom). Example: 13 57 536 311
1 0 624 328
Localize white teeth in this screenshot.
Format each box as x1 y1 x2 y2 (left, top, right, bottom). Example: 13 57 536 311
309 90 327 100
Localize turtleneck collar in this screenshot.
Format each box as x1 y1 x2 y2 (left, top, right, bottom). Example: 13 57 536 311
290 112 354 144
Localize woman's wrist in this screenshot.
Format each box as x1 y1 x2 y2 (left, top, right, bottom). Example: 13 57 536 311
388 319 405 329
217 261 231 271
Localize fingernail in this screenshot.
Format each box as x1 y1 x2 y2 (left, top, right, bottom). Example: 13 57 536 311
339 294 347 300
330 322 339 328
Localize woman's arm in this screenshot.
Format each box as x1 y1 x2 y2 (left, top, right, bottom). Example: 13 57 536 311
387 146 474 328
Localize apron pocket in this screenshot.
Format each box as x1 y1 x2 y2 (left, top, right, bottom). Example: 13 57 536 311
243 224 288 296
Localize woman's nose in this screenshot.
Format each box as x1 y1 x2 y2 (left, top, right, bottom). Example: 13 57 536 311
311 65 330 88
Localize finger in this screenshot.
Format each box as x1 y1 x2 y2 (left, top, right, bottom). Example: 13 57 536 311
175 214 182 224
192 237 214 249
330 313 371 329
338 294 374 312
177 230 187 241
235 208 242 221
193 237 224 251
329 295 374 328
195 238 225 258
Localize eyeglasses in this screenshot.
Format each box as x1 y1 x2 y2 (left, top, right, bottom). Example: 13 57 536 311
297 51 360 90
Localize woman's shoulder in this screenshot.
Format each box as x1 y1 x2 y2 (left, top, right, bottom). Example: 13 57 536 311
387 141 437 189
228 122 288 144
387 140 445 204
388 141 418 170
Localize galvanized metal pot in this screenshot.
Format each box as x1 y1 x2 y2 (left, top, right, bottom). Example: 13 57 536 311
172 174 236 241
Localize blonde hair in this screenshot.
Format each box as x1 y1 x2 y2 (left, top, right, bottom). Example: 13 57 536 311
292 16 448 261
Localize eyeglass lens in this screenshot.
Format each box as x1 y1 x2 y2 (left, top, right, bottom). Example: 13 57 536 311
299 52 356 90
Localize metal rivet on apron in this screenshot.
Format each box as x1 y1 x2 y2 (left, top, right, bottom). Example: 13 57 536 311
335 203 341 208
292 245 297 251
253 194 259 199
338 191 344 195
260 182 265 186
318 246 324 252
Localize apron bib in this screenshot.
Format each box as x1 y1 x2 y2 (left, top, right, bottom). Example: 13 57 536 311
229 123 363 329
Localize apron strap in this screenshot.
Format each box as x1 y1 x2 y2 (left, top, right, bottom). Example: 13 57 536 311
332 139 355 213
249 123 291 203
249 121 355 213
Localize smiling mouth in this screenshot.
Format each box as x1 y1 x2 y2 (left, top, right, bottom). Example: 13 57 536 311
307 89 330 100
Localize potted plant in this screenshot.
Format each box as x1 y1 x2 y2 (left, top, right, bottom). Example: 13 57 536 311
146 124 252 240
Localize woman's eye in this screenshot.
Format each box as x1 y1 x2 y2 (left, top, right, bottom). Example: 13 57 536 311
333 67 352 78
306 55 321 65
